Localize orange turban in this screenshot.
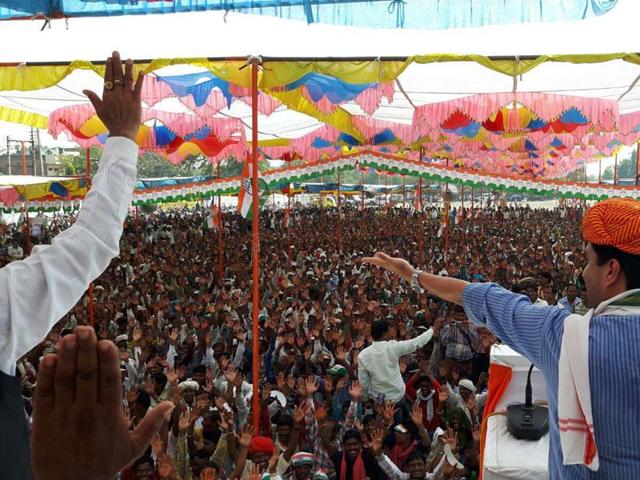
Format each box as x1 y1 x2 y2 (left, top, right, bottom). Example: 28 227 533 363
582 198 640 255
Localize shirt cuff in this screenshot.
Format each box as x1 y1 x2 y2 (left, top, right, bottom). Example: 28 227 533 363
462 283 493 326
104 136 139 164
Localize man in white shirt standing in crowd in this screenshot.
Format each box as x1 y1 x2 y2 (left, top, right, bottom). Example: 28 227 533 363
0 51 171 480
358 318 433 418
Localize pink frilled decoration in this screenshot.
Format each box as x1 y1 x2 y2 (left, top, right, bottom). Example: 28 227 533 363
299 82 394 115
412 92 619 134
352 116 414 144
49 104 246 143
141 75 282 117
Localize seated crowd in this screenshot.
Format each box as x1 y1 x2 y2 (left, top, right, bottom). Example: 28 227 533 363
4 203 587 480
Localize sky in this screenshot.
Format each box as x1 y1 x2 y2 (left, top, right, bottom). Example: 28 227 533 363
0 0 639 176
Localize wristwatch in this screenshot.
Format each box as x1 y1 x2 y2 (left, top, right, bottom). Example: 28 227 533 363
411 269 424 293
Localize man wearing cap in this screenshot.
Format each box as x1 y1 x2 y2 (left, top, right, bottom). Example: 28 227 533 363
0 52 144 480
365 198 640 478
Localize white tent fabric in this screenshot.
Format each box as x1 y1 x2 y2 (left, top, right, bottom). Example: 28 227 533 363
0 0 637 174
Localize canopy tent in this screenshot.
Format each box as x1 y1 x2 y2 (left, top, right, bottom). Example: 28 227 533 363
2 52 639 183
0 0 619 29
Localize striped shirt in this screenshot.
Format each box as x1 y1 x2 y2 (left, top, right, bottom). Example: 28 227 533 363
463 283 640 480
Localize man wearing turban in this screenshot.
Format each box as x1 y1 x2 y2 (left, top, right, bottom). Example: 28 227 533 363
365 198 640 479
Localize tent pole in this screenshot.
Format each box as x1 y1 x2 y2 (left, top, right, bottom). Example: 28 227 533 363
614 154 618 186
250 58 261 434
461 184 465 257
598 158 602 184
636 143 640 187
217 162 224 281
361 170 365 213
337 168 342 253
287 183 291 265
418 177 425 269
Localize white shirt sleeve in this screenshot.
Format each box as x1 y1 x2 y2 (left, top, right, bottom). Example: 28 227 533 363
391 328 434 358
0 137 138 375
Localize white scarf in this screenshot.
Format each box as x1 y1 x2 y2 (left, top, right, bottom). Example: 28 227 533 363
416 389 435 422
558 289 640 471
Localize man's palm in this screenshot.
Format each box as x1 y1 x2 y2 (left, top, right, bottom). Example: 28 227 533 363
31 327 174 480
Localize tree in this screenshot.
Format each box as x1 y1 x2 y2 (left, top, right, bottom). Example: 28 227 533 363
601 154 638 181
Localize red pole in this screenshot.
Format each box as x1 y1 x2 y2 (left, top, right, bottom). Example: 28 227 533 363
250 58 261 433
287 186 291 262
337 168 342 253
135 206 141 270
461 184 465 256
21 141 26 175
418 177 425 269
361 170 365 212
217 162 224 281
636 144 640 187
85 147 94 327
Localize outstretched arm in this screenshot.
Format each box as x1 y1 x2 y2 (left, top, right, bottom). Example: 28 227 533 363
364 253 568 368
0 51 143 376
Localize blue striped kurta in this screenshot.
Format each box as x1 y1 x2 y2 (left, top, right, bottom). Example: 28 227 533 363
462 283 640 480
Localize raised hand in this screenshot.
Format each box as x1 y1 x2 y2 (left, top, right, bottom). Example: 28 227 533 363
472 423 482 444
362 252 415 283
410 403 424 427
151 432 164 458
441 427 459 452
168 327 179 345
200 467 216 480
382 401 397 422
132 325 143 343
336 346 346 361
349 380 362 401
83 51 144 142
305 376 319 396
293 405 305 425
438 385 449 403
370 428 385 457
32 326 174 480
399 356 408 374
238 424 254 448
157 454 174 479
178 409 192 433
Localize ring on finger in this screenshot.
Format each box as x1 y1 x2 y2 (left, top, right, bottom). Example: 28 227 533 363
104 81 114 91
114 78 125 86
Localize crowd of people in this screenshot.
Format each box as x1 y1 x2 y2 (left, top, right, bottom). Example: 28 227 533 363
2 200 590 480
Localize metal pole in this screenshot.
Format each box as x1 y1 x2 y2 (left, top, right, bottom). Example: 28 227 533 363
21 141 26 175
6 137 10 175
250 58 261 433
361 170 365 212
37 129 44 176
418 177 425 269
598 158 602 184
217 162 224 281
614 154 618 186
337 168 342 253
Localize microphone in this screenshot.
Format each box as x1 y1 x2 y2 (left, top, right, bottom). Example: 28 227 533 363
506 364 549 441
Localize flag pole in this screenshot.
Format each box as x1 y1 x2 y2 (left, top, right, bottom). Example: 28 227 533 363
250 57 262 433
